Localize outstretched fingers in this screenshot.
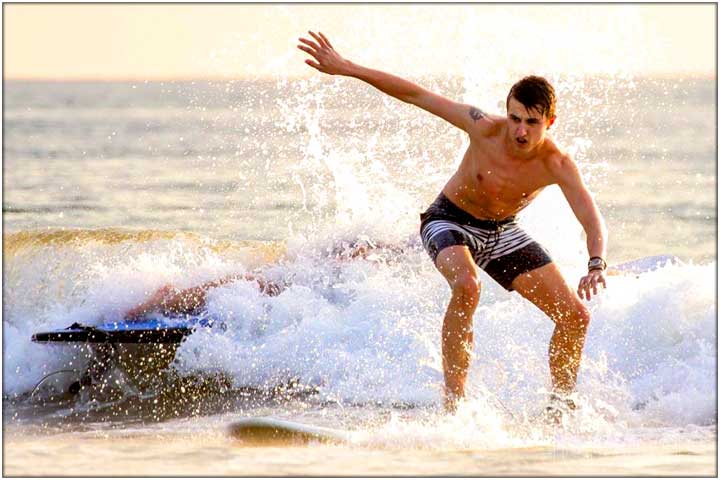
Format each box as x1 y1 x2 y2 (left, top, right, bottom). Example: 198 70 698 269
297 43 322 71
577 277 590 301
297 44 319 59
299 30 342 74
577 271 607 300
299 37 321 51
308 31 328 49
318 32 333 48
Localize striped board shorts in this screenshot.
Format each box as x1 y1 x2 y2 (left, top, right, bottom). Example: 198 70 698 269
420 193 552 291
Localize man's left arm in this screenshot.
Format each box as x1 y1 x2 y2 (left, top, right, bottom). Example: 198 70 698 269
553 154 609 300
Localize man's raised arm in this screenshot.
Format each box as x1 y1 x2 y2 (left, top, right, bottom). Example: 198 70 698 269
297 31 490 134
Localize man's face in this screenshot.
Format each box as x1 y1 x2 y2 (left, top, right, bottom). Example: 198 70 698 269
506 96 555 152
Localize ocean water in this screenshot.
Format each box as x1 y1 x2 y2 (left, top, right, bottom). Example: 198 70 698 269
4 77 716 260
3 76 717 475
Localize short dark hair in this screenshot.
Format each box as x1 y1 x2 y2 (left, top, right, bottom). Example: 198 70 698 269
506 76 556 119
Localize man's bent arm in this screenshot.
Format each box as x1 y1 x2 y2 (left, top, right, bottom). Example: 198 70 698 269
555 155 608 259
558 157 607 255
297 31 489 133
553 154 608 300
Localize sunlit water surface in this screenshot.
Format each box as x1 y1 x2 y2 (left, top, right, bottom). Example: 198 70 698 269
3 52 716 477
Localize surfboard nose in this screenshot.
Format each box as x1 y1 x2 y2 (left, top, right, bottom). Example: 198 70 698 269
228 417 350 445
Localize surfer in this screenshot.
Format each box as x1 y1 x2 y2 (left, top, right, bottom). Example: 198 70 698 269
297 31 608 416
124 238 402 320
124 272 284 320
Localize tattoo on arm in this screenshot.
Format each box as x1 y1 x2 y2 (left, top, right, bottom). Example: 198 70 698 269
469 106 486 122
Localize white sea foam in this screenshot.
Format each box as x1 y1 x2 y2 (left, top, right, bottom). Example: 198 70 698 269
3 195 717 438
180 251 716 442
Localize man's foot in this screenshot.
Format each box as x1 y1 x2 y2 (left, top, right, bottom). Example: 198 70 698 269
444 391 462 414
540 393 577 425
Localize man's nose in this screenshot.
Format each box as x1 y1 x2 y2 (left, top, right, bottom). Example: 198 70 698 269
516 125 527 136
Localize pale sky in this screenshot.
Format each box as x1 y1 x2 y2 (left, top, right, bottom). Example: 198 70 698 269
4 4 716 80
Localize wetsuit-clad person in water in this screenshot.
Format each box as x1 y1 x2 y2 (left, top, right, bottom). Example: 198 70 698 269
297 31 608 418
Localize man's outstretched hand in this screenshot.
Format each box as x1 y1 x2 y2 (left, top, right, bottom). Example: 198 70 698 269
577 269 606 301
297 31 350 75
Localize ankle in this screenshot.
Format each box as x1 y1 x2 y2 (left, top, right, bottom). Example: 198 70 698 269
444 390 463 414
549 392 577 410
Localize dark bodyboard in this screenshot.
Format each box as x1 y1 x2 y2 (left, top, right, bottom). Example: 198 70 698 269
31 316 219 344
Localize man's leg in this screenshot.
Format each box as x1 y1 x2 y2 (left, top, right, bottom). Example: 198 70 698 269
124 274 285 319
125 284 175 319
511 262 591 396
435 245 482 411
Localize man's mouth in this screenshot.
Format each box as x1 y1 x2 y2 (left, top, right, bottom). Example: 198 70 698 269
516 138 528 145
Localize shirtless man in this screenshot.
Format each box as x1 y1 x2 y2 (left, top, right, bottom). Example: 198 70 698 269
298 31 608 414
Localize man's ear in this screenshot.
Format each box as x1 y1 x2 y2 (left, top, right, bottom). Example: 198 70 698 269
546 116 556 129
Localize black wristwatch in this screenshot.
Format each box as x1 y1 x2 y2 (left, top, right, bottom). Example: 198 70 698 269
588 257 607 272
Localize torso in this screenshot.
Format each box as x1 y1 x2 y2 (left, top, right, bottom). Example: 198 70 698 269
442 119 560 220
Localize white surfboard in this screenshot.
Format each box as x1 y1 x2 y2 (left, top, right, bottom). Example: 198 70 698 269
228 417 351 444
608 254 682 275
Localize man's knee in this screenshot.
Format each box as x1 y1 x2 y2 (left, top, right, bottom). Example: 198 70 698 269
450 274 481 305
575 303 591 328
558 302 591 330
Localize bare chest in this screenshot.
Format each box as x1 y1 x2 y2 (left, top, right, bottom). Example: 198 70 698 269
443 139 554 219
465 142 549 198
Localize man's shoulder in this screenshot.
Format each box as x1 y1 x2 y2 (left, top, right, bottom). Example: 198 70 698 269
541 143 582 188
541 138 572 166
468 115 504 138
540 141 577 181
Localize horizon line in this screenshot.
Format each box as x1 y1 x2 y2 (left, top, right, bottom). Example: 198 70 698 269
4 72 717 83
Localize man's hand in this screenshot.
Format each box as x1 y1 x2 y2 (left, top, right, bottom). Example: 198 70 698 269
297 31 349 76
577 270 606 301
